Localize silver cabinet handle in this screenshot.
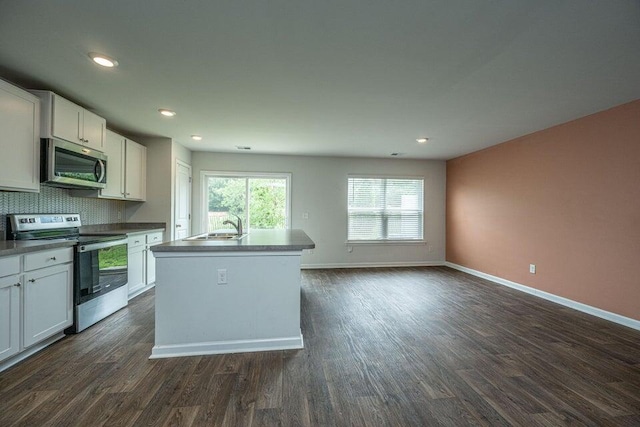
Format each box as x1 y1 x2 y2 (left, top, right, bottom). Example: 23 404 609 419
28 279 35 283
176 224 182 228
14 282 21 287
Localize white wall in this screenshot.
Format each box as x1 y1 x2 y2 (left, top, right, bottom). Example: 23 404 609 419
191 153 446 268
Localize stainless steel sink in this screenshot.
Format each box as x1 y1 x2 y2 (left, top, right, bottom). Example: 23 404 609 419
184 232 247 241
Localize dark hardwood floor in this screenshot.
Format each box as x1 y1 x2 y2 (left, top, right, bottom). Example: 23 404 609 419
1 267 639 426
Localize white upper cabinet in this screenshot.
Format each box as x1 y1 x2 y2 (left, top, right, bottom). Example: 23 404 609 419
81 109 106 151
101 130 126 199
31 90 106 152
50 94 83 144
74 129 146 201
0 79 40 193
125 138 146 201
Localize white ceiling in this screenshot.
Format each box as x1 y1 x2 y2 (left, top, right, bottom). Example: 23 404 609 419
1 0 639 160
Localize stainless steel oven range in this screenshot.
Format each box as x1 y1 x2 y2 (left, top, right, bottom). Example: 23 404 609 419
7 213 128 333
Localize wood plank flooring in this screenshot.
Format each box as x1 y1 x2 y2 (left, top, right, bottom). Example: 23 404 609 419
1 266 639 426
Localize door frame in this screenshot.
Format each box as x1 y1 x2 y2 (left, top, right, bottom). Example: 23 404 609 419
174 159 192 240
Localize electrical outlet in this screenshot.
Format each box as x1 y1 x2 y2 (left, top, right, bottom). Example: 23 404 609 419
217 269 228 284
529 264 536 274
303 212 309 219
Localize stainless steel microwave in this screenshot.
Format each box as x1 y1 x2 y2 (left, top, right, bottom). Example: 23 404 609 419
41 138 107 189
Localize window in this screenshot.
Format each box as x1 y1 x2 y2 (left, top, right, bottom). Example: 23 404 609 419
203 172 291 232
347 176 424 241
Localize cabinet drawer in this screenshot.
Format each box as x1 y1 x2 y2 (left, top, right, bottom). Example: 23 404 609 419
23 248 73 272
128 234 145 249
0 273 21 290
0 256 20 278
146 232 163 246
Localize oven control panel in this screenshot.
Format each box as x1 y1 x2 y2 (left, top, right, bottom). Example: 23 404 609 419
8 213 82 233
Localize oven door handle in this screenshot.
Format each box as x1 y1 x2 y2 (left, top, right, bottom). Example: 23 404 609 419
78 239 128 253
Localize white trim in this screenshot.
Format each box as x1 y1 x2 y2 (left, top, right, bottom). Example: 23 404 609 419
174 159 192 240
445 262 640 331
128 282 155 301
150 334 304 359
347 173 426 180
200 170 292 233
346 240 426 246
0 332 65 373
347 176 425 242
302 261 445 269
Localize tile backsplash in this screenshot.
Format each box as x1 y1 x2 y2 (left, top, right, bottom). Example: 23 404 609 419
1 186 126 239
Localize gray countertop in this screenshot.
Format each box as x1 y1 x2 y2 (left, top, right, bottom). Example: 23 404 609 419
79 222 166 236
0 222 166 257
0 239 76 257
152 229 316 253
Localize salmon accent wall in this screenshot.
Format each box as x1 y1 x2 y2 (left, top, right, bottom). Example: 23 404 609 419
446 100 640 321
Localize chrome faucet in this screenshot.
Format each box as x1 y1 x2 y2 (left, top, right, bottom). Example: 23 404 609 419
223 214 243 236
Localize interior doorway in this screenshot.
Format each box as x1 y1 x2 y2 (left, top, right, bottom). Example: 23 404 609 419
174 160 192 239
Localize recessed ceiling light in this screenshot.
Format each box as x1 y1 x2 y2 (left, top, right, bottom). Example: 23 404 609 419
416 137 429 144
235 146 252 151
158 109 176 117
88 52 118 68
191 135 202 141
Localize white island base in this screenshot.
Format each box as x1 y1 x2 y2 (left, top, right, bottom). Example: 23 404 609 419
150 250 304 358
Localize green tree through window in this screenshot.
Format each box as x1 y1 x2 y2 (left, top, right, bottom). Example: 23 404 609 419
205 173 290 232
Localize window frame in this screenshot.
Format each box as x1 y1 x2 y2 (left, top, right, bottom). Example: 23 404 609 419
346 174 425 245
200 170 292 232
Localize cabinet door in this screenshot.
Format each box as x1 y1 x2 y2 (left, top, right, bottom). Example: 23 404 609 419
124 139 146 201
0 80 40 192
82 109 106 151
146 247 156 285
51 94 83 144
145 232 163 285
101 130 125 199
0 275 21 363
23 263 73 348
127 246 146 297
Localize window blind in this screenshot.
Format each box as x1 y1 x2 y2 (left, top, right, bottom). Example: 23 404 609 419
347 177 424 241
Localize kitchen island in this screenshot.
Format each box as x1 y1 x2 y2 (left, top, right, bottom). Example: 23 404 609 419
149 229 315 358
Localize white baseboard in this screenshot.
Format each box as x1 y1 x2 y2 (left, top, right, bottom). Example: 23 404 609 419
149 334 304 359
0 332 65 373
445 262 640 331
128 282 155 301
301 261 445 269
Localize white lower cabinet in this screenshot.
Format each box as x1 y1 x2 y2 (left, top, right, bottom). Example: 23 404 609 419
23 263 73 348
0 248 73 367
0 273 21 362
145 232 163 286
128 235 146 297
127 231 164 299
